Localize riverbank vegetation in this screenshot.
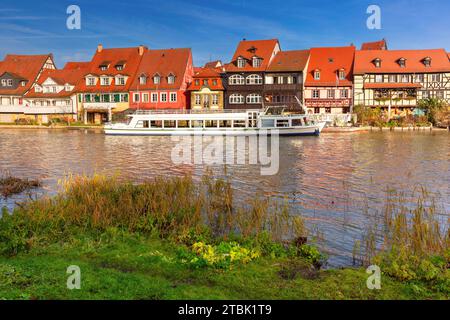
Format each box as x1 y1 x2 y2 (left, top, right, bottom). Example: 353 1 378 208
0 174 448 299
354 98 449 128
0 173 41 198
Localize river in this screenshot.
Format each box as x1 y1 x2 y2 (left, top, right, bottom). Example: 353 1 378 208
0 128 449 266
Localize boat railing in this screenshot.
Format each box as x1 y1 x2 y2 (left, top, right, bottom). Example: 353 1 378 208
133 109 261 115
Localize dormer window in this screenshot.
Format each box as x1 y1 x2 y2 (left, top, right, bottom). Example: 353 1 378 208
373 58 382 68
65 85 71 92
153 75 160 84
115 61 126 71
116 76 125 86
338 69 345 80
35 85 42 92
397 58 406 68
21 81 26 87
314 70 321 80
252 57 262 68
237 57 245 68
87 77 96 86
139 75 147 85
167 74 175 84
422 57 432 67
100 77 110 86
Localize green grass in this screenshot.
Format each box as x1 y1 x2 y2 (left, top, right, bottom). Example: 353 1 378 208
1 231 446 300
0 174 448 300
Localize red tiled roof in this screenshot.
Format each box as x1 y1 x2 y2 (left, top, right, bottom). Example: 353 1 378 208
225 39 280 72
0 54 53 95
188 67 223 91
25 64 90 98
204 60 222 68
63 61 90 70
364 83 422 89
130 48 192 90
305 46 355 87
267 50 310 72
77 46 147 93
361 39 387 50
354 49 450 74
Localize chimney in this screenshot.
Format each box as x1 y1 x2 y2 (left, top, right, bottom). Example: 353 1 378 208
138 45 145 56
97 44 103 53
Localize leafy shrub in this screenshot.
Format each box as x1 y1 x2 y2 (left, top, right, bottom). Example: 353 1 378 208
178 241 260 269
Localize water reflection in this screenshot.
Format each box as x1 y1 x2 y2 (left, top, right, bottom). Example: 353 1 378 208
0 129 449 266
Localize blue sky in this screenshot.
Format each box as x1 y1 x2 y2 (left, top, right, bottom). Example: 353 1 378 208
0 0 449 67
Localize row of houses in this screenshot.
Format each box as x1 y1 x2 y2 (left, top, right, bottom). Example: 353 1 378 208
0 39 449 124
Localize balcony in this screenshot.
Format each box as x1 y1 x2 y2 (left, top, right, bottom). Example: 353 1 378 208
83 102 117 110
0 105 74 114
264 84 302 91
304 98 352 107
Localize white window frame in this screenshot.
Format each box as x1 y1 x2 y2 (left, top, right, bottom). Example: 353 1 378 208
212 94 219 105
246 93 262 104
194 94 201 105
151 93 158 103
116 76 125 86
246 74 263 85
168 75 175 84
160 92 167 102
314 71 320 80
100 77 110 86
312 89 320 99
170 92 177 102
7 79 13 86
142 93 149 102
153 75 160 84
252 57 262 68
338 70 345 80
134 93 140 102
229 94 244 104
229 74 245 85
237 57 245 68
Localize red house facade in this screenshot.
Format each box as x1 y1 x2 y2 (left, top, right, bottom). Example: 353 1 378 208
129 48 194 110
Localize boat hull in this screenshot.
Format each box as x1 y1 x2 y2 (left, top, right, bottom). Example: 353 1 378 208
104 126 322 136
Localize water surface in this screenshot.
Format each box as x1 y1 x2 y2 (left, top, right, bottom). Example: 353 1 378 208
1 128 448 266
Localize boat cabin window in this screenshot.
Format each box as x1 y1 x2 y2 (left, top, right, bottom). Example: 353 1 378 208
164 120 176 128
233 120 246 128
205 120 218 128
219 120 232 128
177 120 189 128
150 120 162 128
261 119 275 128
276 120 290 128
135 120 149 128
192 120 204 128
291 119 304 127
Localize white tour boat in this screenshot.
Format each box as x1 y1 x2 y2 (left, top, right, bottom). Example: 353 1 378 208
103 108 326 136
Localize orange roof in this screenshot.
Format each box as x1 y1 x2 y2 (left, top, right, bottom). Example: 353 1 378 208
130 48 192 90
25 64 90 98
63 61 90 70
354 49 450 74
225 39 280 72
0 54 53 95
267 50 309 72
361 39 387 50
77 46 146 93
204 60 222 68
305 46 355 87
364 83 422 89
188 67 223 91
